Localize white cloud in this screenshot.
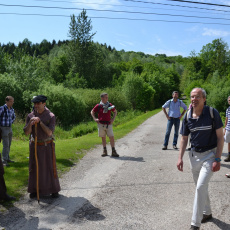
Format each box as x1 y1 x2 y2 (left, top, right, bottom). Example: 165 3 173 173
202 28 230 37
118 40 135 47
72 0 121 10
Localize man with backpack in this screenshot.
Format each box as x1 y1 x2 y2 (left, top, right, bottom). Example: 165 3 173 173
0 96 16 166
162 91 187 150
177 88 224 230
91 92 119 157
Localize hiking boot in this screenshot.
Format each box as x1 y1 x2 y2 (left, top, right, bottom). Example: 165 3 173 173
51 192 59 198
224 155 230 162
162 146 167 150
111 149 119 157
190 225 199 230
29 192 37 199
101 149 108 157
201 214 212 223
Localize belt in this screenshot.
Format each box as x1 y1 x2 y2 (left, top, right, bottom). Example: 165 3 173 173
191 145 216 153
32 140 52 146
99 121 110 128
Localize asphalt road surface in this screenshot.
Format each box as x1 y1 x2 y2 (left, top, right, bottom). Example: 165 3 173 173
1 111 230 230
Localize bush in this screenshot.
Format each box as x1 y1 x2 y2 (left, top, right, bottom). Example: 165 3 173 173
0 74 24 114
122 73 155 111
28 84 86 127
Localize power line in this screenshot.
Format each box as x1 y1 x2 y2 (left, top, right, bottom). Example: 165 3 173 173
167 0 230 8
31 0 230 15
123 0 230 13
1 3 230 22
1 12 230 26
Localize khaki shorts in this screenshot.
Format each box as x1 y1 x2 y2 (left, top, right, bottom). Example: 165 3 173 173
98 123 114 137
225 130 230 143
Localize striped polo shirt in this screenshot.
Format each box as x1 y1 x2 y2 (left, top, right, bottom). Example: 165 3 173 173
226 107 230 131
180 106 223 151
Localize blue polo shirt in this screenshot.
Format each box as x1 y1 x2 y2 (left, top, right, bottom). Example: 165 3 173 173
162 99 187 118
180 106 223 151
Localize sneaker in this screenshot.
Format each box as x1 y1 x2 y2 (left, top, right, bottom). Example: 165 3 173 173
101 149 108 157
29 192 37 199
173 145 178 149
190 225 200 230
224 155 230 162
2 161 9 167
7 159 15 163
201 214 212 223
51 192 59 198
162 146 167 150
111 149 119 157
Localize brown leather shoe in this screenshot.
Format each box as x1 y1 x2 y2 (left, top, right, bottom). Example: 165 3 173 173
201 214 212 223
224 155 230 162
190 225 199 230
101 149 108 157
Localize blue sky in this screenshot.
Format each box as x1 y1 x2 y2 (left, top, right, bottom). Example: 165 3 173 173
1 0 230 57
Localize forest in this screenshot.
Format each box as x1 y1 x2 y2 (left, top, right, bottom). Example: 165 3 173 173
0 9 230 127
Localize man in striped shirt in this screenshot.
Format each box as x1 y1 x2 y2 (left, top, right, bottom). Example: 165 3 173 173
224 96 230 162
0 96 16 167
177 88 224 230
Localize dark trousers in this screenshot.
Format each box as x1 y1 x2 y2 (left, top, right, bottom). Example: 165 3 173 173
0 155 7 199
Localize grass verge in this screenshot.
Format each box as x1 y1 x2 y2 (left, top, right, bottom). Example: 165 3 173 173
2 108 161 205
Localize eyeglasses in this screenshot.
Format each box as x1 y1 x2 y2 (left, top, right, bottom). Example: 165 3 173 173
190 95 201 99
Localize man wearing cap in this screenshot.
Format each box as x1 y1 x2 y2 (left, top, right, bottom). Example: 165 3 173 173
23 95 61 199
0 96 16 166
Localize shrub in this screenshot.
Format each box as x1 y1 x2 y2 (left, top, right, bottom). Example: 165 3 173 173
122 73 155 111
28 84 86 127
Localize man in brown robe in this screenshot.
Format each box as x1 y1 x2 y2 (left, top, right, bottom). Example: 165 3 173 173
23 95 60 199
0 154 16 201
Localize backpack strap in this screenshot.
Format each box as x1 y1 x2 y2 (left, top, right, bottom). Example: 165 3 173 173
209 106 215 130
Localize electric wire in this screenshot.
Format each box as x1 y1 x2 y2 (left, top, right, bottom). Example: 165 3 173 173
1 3 230 22
123 0 230 13
1 12 230 26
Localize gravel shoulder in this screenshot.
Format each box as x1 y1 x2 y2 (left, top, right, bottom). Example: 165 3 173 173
1 111 230 230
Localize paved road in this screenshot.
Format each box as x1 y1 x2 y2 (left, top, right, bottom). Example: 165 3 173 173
1 111 230 230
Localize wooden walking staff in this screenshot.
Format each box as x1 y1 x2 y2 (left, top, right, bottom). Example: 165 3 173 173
35 122 40 203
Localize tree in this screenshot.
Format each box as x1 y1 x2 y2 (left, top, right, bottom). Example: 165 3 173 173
199 38 230 77
67 10 101 87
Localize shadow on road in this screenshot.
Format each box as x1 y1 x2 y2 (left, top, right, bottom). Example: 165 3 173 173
111 156 145 162
0 195 105 229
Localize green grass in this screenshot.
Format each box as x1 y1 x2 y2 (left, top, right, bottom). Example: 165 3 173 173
2 108 161 205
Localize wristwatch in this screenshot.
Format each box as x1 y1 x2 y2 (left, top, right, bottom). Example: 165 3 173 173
215 158 221 162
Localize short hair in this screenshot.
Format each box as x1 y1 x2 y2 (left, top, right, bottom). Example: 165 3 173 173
172 91 179 96
191 88 206 98
5 96 14 102
100 92 108 98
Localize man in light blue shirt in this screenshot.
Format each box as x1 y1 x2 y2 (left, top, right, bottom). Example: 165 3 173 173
162 91 187 150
